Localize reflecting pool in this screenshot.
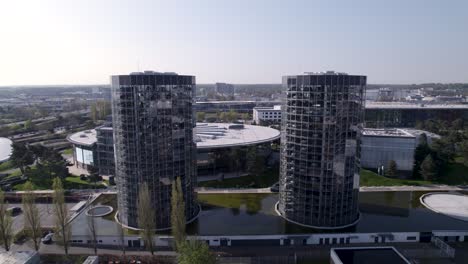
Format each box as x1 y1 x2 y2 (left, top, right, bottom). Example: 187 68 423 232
70 191 468 237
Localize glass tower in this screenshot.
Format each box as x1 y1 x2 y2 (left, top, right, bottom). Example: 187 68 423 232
111 71 198 229
278 71 365 229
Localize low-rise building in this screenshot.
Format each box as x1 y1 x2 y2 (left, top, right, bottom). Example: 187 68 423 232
361 128 440 173
252 105 282 124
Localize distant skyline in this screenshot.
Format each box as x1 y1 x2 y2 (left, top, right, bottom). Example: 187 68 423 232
1 0 467 85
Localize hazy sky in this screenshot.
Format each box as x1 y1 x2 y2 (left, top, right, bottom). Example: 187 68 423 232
1 0 467 85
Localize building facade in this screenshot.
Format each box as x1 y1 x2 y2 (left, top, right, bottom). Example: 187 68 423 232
253 105 282 124
95 125 115 176
360 128 439 173
111 71 198 229
278 72 366 229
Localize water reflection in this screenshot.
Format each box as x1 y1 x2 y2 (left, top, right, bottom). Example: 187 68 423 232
70 191 468 237
191 191 468 235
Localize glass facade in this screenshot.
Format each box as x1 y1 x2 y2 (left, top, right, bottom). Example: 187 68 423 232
360 135 415 171
278 72 366 228
111 72 198 229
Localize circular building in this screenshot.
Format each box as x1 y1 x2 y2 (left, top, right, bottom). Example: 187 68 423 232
67 130 97 170
67 123 281 177
195 123 280 175
0 137 13 163
195 123 280 149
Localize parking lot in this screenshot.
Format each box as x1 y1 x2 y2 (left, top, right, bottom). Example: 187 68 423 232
8 203 77 234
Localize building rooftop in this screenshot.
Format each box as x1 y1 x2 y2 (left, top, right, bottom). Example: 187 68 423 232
331 247 411 264
67 129 97 146
362 128 415 138
366 102 468 109
254 105 282 111
67 123 281 149
195 123 280 149
303 71 348 75
362 128 440 139
0 137 13 163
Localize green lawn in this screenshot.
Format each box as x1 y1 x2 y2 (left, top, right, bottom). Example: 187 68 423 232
12 167 105 190
360 169 431 186
198 167 279 188
0 161 15 172
61 148 73 155
200 164 467 188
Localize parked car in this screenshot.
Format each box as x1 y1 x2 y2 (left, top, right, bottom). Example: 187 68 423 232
7 207 22 216
270 182 279 193
41 232 54 244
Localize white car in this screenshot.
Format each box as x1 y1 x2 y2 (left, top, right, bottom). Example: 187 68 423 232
41 233 54 244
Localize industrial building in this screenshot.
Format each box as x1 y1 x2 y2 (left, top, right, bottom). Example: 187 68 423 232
278 71 365 229
111 71 199 229
360 128 440 173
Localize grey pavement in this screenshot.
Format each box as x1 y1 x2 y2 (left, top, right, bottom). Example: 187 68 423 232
9 203 77 235
39 243 177 256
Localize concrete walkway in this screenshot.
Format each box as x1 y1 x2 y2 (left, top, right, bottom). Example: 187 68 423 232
197 184 467 194
39 243 177 256
196 187 272 194
360 185 466 192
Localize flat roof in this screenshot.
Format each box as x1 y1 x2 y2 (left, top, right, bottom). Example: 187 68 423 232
362 128 415 138
0 137 13 163
67 129 97 146
362 128 440 139
195 123 280 149
67 123 281 149
366 102 468 109
331 247 411 264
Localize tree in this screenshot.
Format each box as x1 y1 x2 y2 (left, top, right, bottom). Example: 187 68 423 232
461 140 468 167
87 214 98 255
24 119 35 131
43 149 70 180
451 118 464 130
177 240 217 264
117 218 126 261
10 142 34 174
385 160 397 178
412 134 431 178
196 112 206 122
22 182 41 251
420 155 437 181
137 183 156 255
431 138 455 176
53 177 71 255
0 190 13 251
171 177 186 250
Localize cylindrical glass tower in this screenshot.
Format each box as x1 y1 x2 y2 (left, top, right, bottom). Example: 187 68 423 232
278 71 365 229
111 71 199 229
